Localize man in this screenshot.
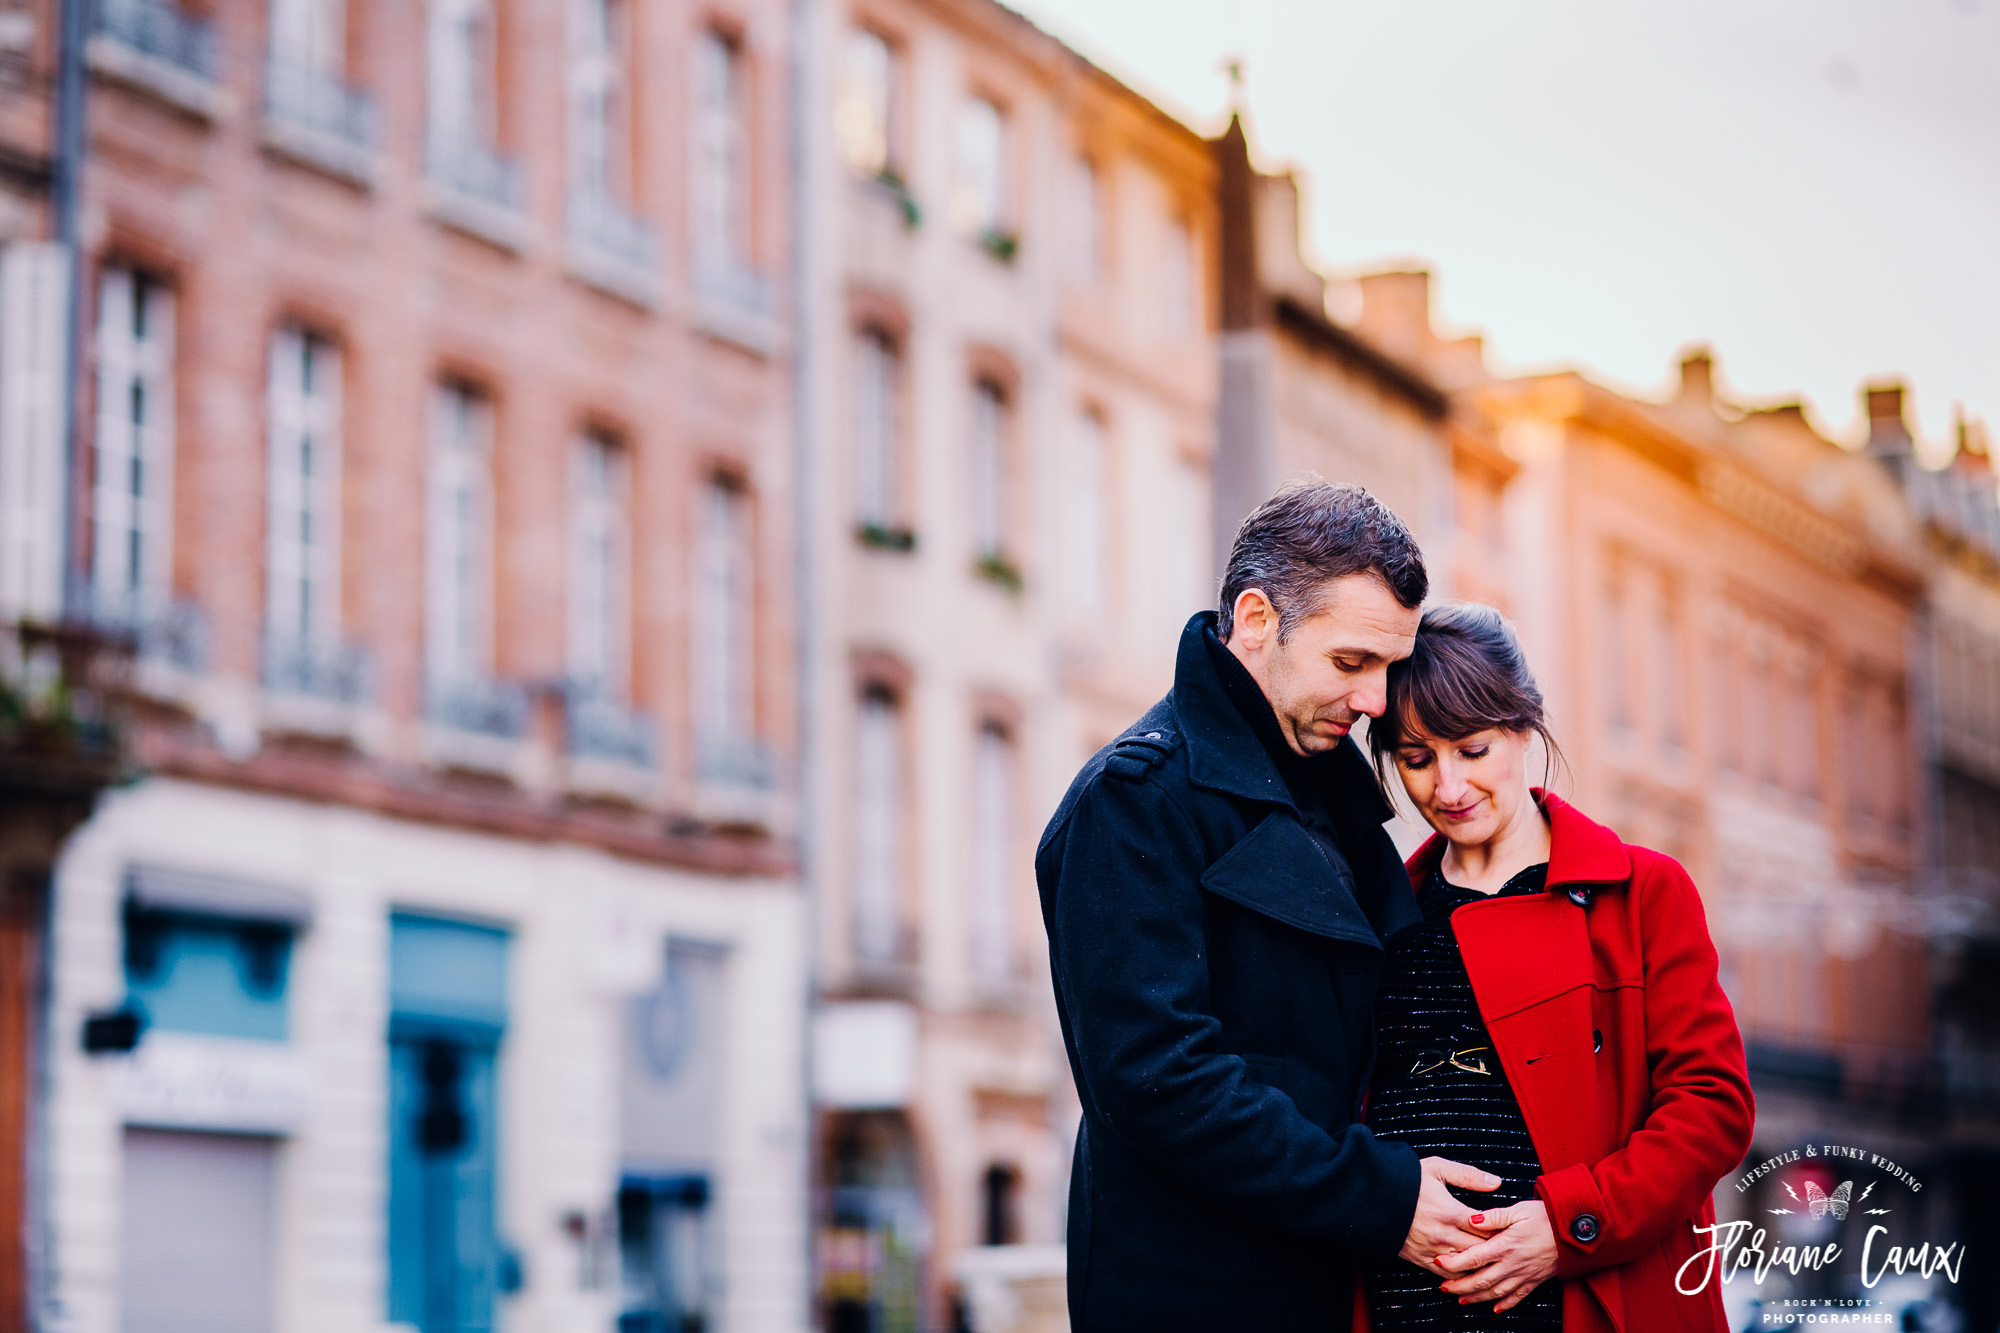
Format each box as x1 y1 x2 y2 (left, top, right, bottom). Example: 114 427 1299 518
1037 482 1500 1330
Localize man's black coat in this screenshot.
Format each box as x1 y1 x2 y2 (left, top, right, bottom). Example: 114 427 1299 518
1036 612 1424 1331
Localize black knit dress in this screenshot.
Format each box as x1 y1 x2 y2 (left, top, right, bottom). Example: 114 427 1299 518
1363 863 1563 1333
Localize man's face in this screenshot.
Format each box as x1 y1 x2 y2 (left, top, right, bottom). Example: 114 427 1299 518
1226 574 1421 756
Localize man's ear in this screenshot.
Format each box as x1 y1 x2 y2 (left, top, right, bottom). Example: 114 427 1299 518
1231 589 1276 651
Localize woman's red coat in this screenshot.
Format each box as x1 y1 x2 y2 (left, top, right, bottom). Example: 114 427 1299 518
1355 792 1754 1333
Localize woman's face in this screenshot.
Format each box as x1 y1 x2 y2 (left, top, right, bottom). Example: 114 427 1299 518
1392 721 1535 850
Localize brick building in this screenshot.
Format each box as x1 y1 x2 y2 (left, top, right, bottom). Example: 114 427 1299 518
797 1 1214 1326
2 0 813 1327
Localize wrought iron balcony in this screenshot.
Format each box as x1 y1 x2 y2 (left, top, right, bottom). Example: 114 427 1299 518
266 60 378 159
262 635 372 704
424 674 529 740
568 191 658 274
565 686 657 769
85 592 208 674
95 0 217 83
695 733 776 791
429 135 523 212
691 257 772 317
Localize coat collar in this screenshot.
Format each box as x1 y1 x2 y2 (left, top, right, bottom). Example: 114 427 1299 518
1404 789 1632 891
1171 612 1394 825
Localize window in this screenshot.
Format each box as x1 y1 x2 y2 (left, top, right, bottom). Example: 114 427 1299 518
969 722 1014 986
1068 409 1106 614
1652 580 1684 751
1782 647 1819 799
693 478 753 752
123 905 293 1042
425 382 494 688
1070 157 1103 284
951 96 1006 237
981 1163 1020 1246
852 328 901 533
1599 561 1629 735
568 431 629 699
266 328 342 658
570 0 631 202
852 686 904 969
836 28 892 179
427 0 497 152
270 0 344 77
968 380 1007 562
691 30 748 270
91 267 176 624
1161 215 1194 335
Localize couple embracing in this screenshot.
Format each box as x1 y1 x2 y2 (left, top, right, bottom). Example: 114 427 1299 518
1037 483 1754 1333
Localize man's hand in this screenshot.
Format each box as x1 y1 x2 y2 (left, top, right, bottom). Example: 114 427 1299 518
1397 1157 1501 1274
1436 1199 1559 1311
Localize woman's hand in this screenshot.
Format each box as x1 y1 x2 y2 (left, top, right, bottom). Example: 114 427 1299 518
1434 1199 1558 1311
1397 1156 1503 1275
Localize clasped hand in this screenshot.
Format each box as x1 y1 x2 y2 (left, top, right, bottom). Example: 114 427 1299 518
1398 1157 1559 1312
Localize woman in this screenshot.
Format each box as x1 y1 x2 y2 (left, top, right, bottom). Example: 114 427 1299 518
1359 603 1753 1333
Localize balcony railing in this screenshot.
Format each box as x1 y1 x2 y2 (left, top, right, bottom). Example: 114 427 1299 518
425 675 529 740
692 257 772 317
263 635 372 704
426 133 528 249
565 687 656 769
85 592 208 674
695 733 775 791
429 135 524 214
266 60 378 156
569 191 658 274
95 0 218 83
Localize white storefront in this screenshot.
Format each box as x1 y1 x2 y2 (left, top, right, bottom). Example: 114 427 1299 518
44 777 808 1333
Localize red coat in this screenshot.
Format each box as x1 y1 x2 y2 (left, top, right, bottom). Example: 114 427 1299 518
1357 792 1754 1333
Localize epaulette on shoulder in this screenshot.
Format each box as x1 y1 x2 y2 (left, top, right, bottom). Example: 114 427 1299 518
1103 728 1183 781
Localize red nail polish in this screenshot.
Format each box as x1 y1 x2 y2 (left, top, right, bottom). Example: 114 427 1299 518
1470 1214 1485 1224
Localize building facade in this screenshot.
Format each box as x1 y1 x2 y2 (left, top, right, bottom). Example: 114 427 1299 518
798 1 1215 1326
1467 353 2000 1324
7 0 813 1327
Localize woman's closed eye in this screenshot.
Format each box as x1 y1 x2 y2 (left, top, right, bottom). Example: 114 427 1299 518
1398 750 1433 770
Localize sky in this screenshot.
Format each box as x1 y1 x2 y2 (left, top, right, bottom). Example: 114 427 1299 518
1008 0 1998 456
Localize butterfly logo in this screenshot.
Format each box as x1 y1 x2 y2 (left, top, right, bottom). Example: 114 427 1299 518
1806 1180 1852 1220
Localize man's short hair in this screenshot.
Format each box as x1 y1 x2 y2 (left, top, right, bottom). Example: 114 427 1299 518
1217 481 1427 642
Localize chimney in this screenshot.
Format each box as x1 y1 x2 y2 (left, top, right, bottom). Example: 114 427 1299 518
1677 349 1714 405
1355 270 1431 363
1958 408 1992 475
1864 381 1912 455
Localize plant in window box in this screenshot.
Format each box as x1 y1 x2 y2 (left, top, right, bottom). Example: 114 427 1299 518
978 227 1019 263
855 521 917 552
974 552 1023 593
874 169 921 229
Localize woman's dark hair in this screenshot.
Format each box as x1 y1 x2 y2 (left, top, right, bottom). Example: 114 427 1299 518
1369 601 1565 788
1218 480 1427 642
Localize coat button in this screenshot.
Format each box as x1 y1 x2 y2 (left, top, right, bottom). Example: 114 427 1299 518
1570 1212 1601 1244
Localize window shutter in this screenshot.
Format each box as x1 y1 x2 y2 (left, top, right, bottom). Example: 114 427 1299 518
0 242 71 622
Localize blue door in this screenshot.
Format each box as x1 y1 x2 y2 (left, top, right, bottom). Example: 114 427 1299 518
386 915 510 1333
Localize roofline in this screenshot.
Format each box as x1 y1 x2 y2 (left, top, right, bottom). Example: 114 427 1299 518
1271 293 1450 421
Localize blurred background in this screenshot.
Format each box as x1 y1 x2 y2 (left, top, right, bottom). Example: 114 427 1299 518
0 0 1992 1330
